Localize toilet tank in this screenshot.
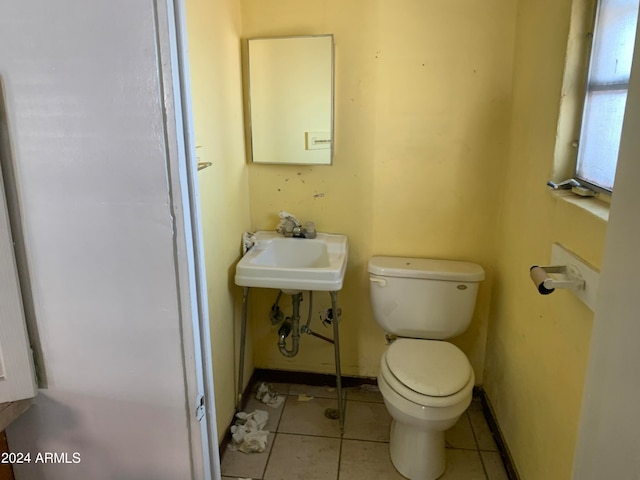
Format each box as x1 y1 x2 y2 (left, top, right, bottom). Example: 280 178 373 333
368 256 485 339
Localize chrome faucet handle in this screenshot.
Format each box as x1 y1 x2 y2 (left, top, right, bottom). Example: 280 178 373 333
285 216 302 227
302 221 317 239
278 219 297 237
292 222 317 239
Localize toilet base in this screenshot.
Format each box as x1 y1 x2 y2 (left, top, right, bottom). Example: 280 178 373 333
389 419 446 480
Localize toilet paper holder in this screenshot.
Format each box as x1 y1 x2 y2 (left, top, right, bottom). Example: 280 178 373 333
529 264 585 294
529 243 600 311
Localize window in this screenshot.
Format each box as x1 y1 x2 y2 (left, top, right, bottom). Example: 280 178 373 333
576 0 639 192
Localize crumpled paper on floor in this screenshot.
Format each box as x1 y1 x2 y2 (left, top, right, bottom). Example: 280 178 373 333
229 409 269 454
255 382 284 408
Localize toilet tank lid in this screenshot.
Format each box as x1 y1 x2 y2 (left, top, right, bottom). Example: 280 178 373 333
368 256 485 282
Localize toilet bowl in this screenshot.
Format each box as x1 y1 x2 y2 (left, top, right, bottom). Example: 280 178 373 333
377 338 474 480
368 256 484 480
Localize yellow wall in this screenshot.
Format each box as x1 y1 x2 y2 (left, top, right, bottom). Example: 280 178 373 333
483 0 607 478
187 0 608 475
241 0 517 381
185 0 252 442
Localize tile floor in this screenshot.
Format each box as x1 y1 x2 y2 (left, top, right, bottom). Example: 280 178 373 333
221 382 509 480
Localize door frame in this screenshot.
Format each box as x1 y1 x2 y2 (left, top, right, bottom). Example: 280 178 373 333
162 1 221 478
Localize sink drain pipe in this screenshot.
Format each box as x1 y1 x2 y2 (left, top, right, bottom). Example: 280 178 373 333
278 292 303 357
271 290 345 431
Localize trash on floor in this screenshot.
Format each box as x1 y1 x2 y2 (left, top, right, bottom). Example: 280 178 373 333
255 382 285 408
229 409 269 454
297 394 314 402
358 384 380 393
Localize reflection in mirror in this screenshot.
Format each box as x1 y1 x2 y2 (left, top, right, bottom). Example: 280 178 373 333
245 35 334 165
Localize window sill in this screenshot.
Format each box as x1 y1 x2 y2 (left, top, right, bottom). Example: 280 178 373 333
548 189 610 223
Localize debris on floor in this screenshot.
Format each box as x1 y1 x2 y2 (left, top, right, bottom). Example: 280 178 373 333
358 384 380 393
229 409 269 454
255 382 285 408
296 394 314 402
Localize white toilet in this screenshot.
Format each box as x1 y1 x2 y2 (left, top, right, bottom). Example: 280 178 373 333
368 256 485 480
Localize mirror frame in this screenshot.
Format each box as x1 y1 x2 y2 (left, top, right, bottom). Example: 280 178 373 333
243 34 335 165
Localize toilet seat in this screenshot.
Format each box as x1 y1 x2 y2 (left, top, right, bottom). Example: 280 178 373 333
381 339 474 408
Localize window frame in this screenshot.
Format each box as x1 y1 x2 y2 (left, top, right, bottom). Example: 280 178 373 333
573 0 639 194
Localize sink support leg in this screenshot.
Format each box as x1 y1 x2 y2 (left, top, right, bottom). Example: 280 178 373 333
330 291 345 432
237 286 250 411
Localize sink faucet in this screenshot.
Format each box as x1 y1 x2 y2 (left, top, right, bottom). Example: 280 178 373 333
279 215 301 236
276 211 317 238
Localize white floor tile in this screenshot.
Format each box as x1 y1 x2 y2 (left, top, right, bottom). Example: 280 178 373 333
340 439 405 479
238 381 509 480
343 400 391 442
446 412 478 450
278 395 342 437
481 451 509 480
468 403 498 451
288 384 340 399
440 449 487 479
264 433 340 480
345 384 384 403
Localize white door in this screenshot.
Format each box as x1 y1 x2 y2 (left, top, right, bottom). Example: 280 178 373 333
0 1 217 478
571 10 640 479
0 155 37 403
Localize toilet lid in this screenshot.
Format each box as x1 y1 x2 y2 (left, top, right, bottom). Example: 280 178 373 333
385 339 472 397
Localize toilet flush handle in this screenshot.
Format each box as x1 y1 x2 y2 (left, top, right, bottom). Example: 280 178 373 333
369 276 387 287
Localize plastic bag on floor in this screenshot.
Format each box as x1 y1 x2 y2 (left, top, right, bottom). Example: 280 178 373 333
255 382 284 408
229 409 269 454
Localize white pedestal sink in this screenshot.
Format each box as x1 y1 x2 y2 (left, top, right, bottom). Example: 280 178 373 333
235 231 348 291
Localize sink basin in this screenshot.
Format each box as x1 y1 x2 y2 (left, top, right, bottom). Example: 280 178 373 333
235 231 348 291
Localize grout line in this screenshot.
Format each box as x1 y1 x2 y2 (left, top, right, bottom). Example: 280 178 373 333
341 437 390 445
275 431 343 440
478 450 491 480
466 409 490 480
336 429 343 480
274 394 288 431
466 409 481 450
445 445 488 452
259 394 288 480
275 432 346 440
260 431 276 480
260 391 294 479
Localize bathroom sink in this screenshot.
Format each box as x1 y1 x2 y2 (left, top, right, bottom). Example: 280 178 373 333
235 231 348 291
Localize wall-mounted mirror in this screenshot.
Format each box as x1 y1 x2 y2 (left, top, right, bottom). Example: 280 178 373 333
245 34 334 165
